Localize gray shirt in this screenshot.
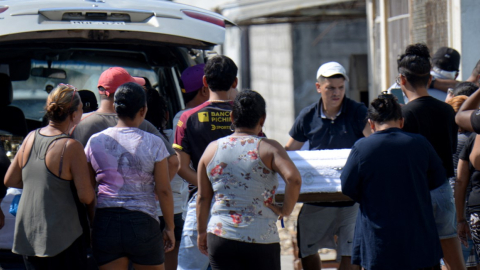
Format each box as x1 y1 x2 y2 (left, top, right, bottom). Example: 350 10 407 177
71 112 175 156
13 130 82 256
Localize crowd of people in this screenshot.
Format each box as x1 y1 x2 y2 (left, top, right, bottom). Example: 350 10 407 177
2 41 480 270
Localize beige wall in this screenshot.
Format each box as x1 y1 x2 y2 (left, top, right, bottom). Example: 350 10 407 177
249 23 295 145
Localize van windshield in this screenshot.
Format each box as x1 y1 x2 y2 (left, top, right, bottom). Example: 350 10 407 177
11 60 157 121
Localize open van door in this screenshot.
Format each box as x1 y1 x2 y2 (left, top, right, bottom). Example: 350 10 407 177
0 0 234 49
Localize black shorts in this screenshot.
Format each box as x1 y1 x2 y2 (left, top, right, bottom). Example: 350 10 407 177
23 235 87 270
159 213 185 241
92 208 164 266
207 233 280 270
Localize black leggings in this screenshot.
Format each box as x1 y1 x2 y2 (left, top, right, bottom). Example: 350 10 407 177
207 233 280 270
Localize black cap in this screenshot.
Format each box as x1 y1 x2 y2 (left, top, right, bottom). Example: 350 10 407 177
432 47 460 72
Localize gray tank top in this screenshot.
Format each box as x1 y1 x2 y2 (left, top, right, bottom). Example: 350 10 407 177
13 129 82 257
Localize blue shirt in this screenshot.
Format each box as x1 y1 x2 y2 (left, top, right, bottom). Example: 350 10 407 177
341 128 444 270
289 97 367 150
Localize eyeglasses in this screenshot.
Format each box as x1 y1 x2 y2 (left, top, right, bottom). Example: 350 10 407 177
395 74 404 85
59 83 77 103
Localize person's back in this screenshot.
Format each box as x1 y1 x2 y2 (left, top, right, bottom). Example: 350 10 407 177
15 130 82 256
175 101 234 170
207 135 278 243
344 129 443 269
397 43 464 270
402 96 457 177
5 84 95 269
86 127 166 220
72 111 164 147
341 95 444 270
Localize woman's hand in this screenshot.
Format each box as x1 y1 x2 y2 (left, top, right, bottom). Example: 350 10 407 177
265 202 284 220
163 229 175 253
197 232 208 256
457 220 470 248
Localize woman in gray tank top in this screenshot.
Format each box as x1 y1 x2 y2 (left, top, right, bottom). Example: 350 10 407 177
4 84 96 269
196 90 302 270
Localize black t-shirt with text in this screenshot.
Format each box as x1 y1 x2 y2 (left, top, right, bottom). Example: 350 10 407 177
174 101 234 170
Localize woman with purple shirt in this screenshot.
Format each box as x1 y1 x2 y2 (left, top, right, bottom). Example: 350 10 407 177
85 82 175 270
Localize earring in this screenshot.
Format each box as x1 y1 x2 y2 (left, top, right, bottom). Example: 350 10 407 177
230 123 235 132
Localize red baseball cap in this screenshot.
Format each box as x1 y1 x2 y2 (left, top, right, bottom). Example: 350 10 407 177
97 67 146 97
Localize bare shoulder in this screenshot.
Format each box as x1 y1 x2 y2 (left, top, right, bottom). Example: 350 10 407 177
259 138 283 152
205 140 219 153
54 137 85 154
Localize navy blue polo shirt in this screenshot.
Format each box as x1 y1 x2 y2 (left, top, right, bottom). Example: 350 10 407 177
289 97 367 150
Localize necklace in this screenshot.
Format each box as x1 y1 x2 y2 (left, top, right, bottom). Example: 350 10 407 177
209 100 232 103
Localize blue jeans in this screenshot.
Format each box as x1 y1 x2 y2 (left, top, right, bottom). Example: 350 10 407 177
430 181 457 239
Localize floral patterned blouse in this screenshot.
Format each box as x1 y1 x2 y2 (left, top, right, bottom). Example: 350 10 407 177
206 135 279 244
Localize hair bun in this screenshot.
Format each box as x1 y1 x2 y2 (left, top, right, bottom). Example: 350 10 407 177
405 43 430 59
46 102 63 114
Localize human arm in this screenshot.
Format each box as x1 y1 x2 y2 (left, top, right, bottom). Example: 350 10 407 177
68 140 95 205
167 155 179 182
262 139 301 217
196 141 217 256
176 150 197 186
154 158 175 253
285 137 305 151
433 78 459 92
141 120 178 181
455 159 471 247
356 102 371 138
340 146 362 202
362 122 372 137
4 131 34 188
0 199 3 229
456 87 480 132
87 163 97 226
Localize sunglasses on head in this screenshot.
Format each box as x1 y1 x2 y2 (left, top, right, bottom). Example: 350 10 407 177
59 83 77 102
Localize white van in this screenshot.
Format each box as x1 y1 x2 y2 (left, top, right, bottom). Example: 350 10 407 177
0 0 232 134
0 1 232 267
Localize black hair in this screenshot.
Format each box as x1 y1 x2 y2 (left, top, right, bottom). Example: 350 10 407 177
145 86 168 138
204 55 238 92
114 82 146 120
397 43 432 88
182 90 200 105
367 95 403 124
318 74 346 83
453 81 478 97
232 89 266 129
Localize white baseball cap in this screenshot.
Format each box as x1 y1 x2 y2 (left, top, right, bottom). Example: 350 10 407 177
316 62 349 81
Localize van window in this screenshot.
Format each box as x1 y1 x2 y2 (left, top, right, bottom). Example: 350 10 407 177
11 60 157 121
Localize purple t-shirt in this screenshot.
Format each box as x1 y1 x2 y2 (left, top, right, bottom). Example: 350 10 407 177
85 127 169 220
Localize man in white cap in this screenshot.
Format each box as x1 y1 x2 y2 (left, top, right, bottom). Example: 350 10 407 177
286 62 369 270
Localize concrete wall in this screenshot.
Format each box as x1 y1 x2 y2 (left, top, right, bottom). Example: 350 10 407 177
249 23 295 145
291 19 368 115
460 0 480 80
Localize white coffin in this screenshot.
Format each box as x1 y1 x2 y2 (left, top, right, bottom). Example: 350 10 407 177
275 149 353 203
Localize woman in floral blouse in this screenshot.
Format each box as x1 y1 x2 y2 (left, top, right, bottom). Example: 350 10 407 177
196 89 302 270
